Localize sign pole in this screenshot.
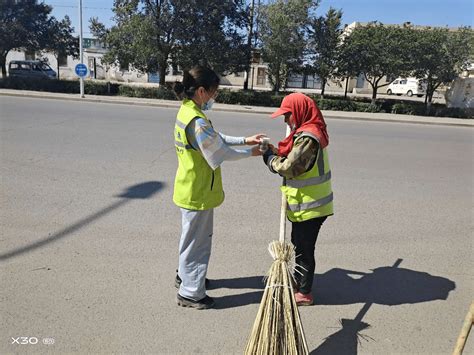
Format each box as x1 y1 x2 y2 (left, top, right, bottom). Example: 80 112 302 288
79 0 84 98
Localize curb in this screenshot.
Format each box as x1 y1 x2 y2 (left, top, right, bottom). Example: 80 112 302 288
1 89 472 128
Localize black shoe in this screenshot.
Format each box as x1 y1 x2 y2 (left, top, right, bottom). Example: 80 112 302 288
176 294 215 310
175 274 210 289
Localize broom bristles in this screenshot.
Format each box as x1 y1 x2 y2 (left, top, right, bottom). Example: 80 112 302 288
244 241 309 355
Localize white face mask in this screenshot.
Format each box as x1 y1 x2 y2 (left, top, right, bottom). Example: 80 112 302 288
201 98 215 111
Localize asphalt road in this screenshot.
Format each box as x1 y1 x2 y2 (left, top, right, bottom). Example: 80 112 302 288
1 96 472 354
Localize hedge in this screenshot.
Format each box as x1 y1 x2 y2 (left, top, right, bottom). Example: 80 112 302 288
118 85 177 100
0 77 471 118
0 77 120 95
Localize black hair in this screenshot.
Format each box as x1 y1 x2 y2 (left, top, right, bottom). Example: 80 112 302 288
173 65 220 100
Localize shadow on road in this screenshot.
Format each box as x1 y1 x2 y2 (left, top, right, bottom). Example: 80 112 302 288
0 181 164 262
309 258 456 354
209 258 455 311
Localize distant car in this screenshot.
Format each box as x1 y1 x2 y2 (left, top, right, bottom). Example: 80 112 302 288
386 78 426 97
8 60 56 79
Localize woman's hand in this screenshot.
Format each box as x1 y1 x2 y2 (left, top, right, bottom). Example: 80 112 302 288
251 146 263 156
269 143 278 154
245 133 267 145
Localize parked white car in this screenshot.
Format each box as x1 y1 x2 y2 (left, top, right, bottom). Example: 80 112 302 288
386 78 426 97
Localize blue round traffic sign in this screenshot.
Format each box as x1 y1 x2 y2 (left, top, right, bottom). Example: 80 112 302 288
75 63 88 77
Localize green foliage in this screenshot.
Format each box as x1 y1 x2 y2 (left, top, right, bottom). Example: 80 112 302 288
341 23 414 103
216 89 284 107
172 1 250 75
410 27 473 108
0 77 77 93
259 0 314 92
43 15 79 79
309 96 384 112
118 85 177 100
85 81 120 95
0 77 119 95
306 7 343 96
391 102 471 118
90 1 249 85
0 0 52 76
312 97 357 111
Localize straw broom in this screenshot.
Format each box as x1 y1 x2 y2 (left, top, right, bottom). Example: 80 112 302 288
245 130 309 354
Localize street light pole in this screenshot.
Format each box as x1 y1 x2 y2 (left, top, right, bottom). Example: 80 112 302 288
79 0 84 98
243 0 254 91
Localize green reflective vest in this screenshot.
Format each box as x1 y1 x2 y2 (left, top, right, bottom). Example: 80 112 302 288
173 99 224 210
281 132 333 222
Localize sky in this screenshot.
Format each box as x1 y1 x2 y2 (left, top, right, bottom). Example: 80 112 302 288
44 0 473 37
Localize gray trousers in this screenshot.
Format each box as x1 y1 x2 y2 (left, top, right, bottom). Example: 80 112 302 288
178 208 214 300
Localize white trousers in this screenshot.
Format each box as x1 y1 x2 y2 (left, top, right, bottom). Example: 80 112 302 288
178 208 214 300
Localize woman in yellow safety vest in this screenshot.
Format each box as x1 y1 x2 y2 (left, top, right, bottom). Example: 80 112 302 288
173 66 265 309
262 92 333 306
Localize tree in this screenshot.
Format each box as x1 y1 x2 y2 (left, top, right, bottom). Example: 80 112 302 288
336 37 362 99
306 7 343 97
43 16 79 79
90 0 249 85
0 0 52 77
259 0 314 93
341 22 414 104
411 27 472 112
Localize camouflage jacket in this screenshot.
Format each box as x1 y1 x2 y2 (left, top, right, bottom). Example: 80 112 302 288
268 133 319 179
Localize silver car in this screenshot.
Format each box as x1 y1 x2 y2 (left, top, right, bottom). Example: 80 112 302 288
8 60 57 79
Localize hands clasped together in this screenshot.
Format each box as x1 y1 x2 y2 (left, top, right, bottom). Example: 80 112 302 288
244 133 278 169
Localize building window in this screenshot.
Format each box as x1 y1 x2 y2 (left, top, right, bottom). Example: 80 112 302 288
306 75 322 89
287 74 304 88
58 52 68 67
257 68 266 86
356 73 365 88
25 50 35 60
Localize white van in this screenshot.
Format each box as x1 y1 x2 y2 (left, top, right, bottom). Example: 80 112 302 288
386 78 426 97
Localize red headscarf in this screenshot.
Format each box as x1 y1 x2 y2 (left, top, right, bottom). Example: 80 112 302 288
271 93 329 157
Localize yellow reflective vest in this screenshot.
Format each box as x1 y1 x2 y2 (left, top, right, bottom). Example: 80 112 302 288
173 99 224 210
280 132 333 222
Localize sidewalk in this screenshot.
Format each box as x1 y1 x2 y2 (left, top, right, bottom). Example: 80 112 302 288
1 88 472 127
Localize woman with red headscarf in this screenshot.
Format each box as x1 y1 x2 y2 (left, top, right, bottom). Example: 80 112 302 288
262 93 333 306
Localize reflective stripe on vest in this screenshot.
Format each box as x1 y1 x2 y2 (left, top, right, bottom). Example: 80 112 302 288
285 171 331 188
175 120 187 130
174 141 192 150
287 192 334 212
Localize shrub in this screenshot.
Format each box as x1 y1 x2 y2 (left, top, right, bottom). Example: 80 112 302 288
0 77 78 93
118 85 177 100
85 81 119 95
0 77 120 95
216 89 284 107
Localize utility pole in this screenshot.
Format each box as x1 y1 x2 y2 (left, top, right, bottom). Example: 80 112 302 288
243 0 255 91
79 0 84 98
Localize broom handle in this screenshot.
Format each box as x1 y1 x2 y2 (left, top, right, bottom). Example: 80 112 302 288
279 189 287 243
279 125 291 243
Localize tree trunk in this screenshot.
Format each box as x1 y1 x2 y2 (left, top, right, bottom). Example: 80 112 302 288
0 53 7 78
371 82 377 105
426 94 433 115
424 80 433 114
243 70 249 91
321 78 326 97
344 76 349 99
274 67 280 94
159 65 166 86
57 58 60 80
